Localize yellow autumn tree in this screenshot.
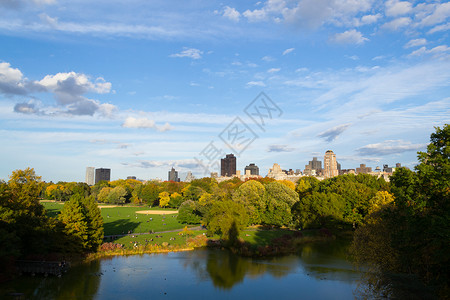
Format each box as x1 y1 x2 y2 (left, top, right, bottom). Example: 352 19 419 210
159 191 170 207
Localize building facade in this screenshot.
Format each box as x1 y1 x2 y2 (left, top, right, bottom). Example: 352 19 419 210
95 168 111 184
85 167 95 185
356 164 372 174
168 167 180 182
244 163 259 176
323 150 339 178
221 154 236 177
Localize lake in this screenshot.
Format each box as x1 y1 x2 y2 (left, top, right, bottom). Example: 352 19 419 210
1 240 365 300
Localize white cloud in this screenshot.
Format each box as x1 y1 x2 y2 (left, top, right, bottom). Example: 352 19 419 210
381 17 411 30
122 117 173 132
404 38 427 48
267 68 281 73
317 123 351 142
282 48 295 55
267 144 295 152
122 117 155 128
243 8 267 22
409 45 450 57
262 55 275 62
39 72 111 95
418 2 450 27
0 62 29 95
0 62 113 116
246 81 266 87
385 0 412 17
242 0 374 29
360 14 381 25
170 47 203 60
39 13 58 27
428 22 450 34
330 29 368 45
356 140 425 156
33 0 57 4
223 6 240 22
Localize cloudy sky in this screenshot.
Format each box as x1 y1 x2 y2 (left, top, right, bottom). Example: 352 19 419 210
0 0 449 182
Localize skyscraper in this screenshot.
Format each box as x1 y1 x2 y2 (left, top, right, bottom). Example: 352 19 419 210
85 167 95 185
244 163 259 175
168 167 180 182
221 154 236 176
95 168 111 184
323 150 338 178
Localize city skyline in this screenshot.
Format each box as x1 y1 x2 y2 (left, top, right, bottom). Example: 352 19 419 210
1 1 449 182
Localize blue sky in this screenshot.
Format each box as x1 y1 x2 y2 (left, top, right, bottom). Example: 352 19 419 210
0 0 449 182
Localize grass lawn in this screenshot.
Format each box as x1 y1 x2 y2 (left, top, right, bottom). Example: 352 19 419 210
110 230 206 249
41 201 185 236
100 206 183 235
240 229 295 245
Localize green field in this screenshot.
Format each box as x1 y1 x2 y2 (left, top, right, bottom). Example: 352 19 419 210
41 202 185 236
110 230 206 249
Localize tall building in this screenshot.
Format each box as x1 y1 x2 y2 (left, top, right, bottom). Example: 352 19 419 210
168 167 180 182
85 167 95 186
267 163 287 180
184 171 195 182
310 157 322 172
95 168 111 184
244 163 259 176
221 154 236 176
356 164 372 174
323 150 339 178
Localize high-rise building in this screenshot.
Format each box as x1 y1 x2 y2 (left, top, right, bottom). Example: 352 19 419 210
127 176 137 180
95 168 111 184
323 150 338 178
310 157 322 172
244 163 259 176
221 154 236 176
85 167 95 186
356 164 372 174
168 167 180 182
185 171 195 182
304 157 322 176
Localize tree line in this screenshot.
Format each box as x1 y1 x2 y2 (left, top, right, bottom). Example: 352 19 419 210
1 124 447 296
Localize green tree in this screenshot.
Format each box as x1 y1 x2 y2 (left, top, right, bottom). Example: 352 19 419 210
107 186 127 204
140 182 161 205
7 168 44 217
81 195 104 251
352 124 450 297
58 196 89 252
169 192 183 208
97 187 112 203
292 192 344 229
206 200 248 244
232 180 265 225
177 200 202 224
261 182 298 227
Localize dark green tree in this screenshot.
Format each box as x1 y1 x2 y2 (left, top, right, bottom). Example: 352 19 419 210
177 200 202 224
206 200 248 244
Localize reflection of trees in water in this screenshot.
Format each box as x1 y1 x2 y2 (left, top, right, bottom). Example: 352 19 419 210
296 240 360 282
1 260 101 300
354 271 437 299
184 249 298 289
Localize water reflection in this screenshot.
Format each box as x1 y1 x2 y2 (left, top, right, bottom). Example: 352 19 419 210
1 260 101 300
182 239 359 290
1 240 362 300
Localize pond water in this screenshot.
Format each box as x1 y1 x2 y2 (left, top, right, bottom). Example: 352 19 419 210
1 240 364 300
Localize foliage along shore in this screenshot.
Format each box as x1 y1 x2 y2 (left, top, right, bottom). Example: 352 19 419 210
1 124 448 297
